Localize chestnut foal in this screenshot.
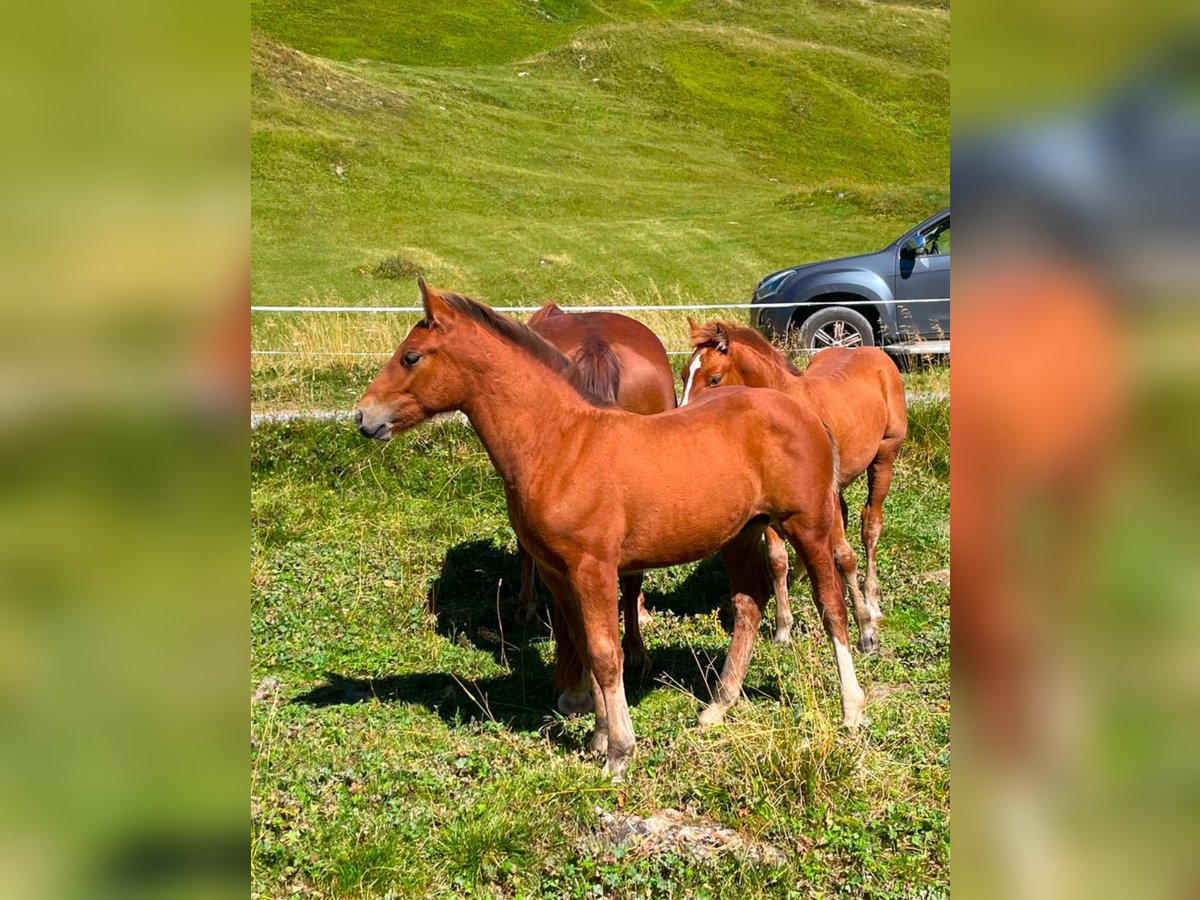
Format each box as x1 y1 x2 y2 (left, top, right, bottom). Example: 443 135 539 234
680 321 907 651
357 283 865 776
518 303 677 671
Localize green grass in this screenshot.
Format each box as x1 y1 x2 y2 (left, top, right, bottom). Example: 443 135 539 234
250 0 948 359
250 406 949 897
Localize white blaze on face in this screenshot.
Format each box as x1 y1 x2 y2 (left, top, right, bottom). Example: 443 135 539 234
681 352 704 406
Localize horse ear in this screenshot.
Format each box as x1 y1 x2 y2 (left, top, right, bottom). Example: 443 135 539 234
687 317 707 346
528 301 563 327
418 278 454 325
713 323 729 353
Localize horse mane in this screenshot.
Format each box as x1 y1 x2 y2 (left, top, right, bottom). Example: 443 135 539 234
434 292 614 407
527 301 565 327
691 320 803 376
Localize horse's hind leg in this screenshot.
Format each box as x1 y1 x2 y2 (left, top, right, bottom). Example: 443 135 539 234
832 491 875 652
861 443 900 638
515 541 539 625
764 527 794 644
619 572 649 676
700 523 771 727
780 514 866 729
550 596 593 716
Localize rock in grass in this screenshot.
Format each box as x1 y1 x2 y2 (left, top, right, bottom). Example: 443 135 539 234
594 806 786 865
252 676 281 704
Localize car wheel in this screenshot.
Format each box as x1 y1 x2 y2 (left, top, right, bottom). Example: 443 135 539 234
795 306 875 350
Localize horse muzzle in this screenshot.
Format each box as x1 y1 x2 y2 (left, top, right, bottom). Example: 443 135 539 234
354 407 392 441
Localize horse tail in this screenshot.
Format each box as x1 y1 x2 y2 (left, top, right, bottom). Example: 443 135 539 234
824 422 842 494
551 602 583 693
880 354 909 445
822 421 846 593
527 301 565 327
569 338 621 406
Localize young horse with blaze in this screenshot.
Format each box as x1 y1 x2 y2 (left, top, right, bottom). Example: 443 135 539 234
680 320 906 652
356 282 866 777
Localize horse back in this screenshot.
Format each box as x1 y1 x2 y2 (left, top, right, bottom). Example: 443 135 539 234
795 348 907 479
530 311 676 414
584 389 834 568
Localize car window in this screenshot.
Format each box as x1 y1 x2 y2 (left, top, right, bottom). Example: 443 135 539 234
923 221 950 255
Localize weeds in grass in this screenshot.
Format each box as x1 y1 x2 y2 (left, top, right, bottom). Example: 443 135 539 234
368 255 425 280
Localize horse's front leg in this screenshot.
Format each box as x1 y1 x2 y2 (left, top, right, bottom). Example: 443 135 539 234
764 527 794 644
781 514 866 729
569 558 635 777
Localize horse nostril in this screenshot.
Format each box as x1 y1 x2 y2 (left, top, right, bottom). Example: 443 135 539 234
355 410 364 427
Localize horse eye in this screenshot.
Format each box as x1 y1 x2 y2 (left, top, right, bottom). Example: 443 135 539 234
709 375 722 386
402 351 421 367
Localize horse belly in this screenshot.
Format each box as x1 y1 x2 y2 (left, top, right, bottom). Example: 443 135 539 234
618 482 760 571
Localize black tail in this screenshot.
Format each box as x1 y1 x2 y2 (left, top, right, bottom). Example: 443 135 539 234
569 338 621 406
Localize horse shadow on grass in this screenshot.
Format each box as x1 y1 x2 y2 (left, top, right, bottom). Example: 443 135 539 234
293 537 787 733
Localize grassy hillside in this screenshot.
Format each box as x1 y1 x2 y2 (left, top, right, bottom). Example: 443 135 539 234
250 0 948 358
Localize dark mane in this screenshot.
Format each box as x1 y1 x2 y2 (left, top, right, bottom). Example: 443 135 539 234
438 292 613 406
729 324 804 376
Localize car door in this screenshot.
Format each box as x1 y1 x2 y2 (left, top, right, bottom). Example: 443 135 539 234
895 216 950 340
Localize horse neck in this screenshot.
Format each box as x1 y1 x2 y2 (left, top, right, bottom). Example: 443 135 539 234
732 343 794 392
453 331 591 486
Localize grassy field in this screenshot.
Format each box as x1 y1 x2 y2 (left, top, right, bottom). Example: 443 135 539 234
250 0 949 361
250 401 948 898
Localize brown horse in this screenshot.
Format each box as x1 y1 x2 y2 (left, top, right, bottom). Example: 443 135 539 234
527 302 677 415
680 322 907 651
357 282 865 776
518 303 677 662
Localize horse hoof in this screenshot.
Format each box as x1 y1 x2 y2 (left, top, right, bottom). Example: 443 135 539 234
557 690 594 716
589 728 609 756
842 713 870 732
603 754 630 781
842 694 867 731
772 630 792 646
697 704 727 728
